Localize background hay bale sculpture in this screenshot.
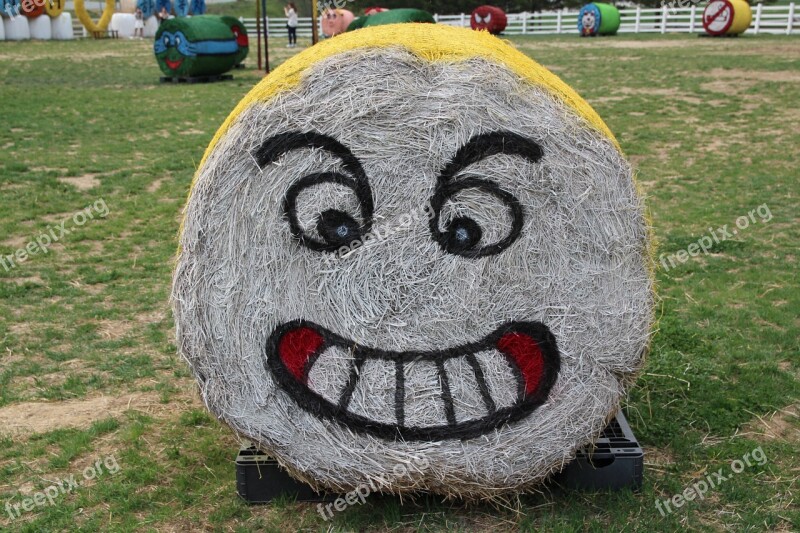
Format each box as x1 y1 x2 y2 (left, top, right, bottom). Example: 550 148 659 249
172 23 654 498
578 3 620 37
321 8 354 37
175 0 189 17
74 0 115 35
21 0 45 17
3 13 30 40
110 13 137 38
44 0 64 18
190 0 205 15
703 0 752 36
219 15 249 65
346 8 434 32
27 13 51 38
138 0 155 19
470 5 507 35
50 12 73 39
154 15 246 78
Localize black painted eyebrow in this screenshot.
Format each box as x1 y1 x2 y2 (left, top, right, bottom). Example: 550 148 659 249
439 131 544 182
253 131 365 178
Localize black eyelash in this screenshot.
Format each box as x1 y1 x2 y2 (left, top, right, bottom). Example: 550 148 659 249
439 131 543 183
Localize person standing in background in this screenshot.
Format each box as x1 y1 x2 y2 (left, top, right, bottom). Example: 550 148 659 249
284 2 298 47
133 7 144 38
157 6 169 26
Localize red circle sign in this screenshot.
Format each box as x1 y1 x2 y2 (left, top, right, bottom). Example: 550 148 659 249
703 0 734 36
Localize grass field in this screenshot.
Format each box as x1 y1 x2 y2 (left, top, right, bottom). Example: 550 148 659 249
0 32 798 532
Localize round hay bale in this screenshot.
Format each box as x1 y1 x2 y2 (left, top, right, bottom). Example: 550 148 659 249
44 0 64 18
578 3 620 36
137 0 155 19
0 0 16 17
28 14 50 38
174 0 188 17
347 8 434 32
120 0 136 13
172 23 654 498
110 12 135 37
321 8 354 37
3 15 30 39
21 0 45 17
50 11 73 39
703 0 751 36
470 5 507 35
155 0 171 15
364 6 388 15
219 16 248 65
154 15 239 77
190 0 205 15
143 14 158 36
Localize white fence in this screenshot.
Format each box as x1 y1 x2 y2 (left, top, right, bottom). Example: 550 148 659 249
239 3 798 38
67 3 798 38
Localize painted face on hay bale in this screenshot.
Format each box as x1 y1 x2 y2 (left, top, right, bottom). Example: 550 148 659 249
173 24 654 497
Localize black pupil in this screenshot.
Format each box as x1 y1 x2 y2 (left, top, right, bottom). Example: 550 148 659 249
317 209 361 246
445 217 482 252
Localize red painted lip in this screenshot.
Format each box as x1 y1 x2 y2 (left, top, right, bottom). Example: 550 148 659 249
165 58 183 70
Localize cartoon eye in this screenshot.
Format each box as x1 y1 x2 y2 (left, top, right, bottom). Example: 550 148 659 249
175 35 182 45
484 13 491 23
163 35 170 46
429 177 523 258
284 172 372 251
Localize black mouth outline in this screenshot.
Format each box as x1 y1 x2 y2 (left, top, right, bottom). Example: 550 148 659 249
265 320 560 441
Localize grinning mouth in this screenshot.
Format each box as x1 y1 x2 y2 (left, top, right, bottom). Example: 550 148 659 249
165 58 183 70
266 320 560 441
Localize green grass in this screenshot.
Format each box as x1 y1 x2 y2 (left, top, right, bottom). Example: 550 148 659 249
0 33 798 531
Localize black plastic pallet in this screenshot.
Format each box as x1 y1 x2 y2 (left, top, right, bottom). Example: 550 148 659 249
235 411 643 504
551 410 643 491
159 74 234 84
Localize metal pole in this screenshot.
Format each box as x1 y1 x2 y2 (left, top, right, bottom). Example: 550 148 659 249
268 0 269 74
311 0 319 45
255 0 262 70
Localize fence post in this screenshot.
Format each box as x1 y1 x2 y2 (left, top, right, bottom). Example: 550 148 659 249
788 2 795 35
556 11 562 34
635 5 641 33
754 2 761 34
689 5 696 32
661 4 668 33
460 12 465 27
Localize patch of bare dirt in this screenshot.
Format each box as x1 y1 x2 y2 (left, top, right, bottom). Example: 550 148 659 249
97 319 134 340
147 178 164 193
741 404 800 443
0 392 163 436
57 174 100 191
1 234 28 248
